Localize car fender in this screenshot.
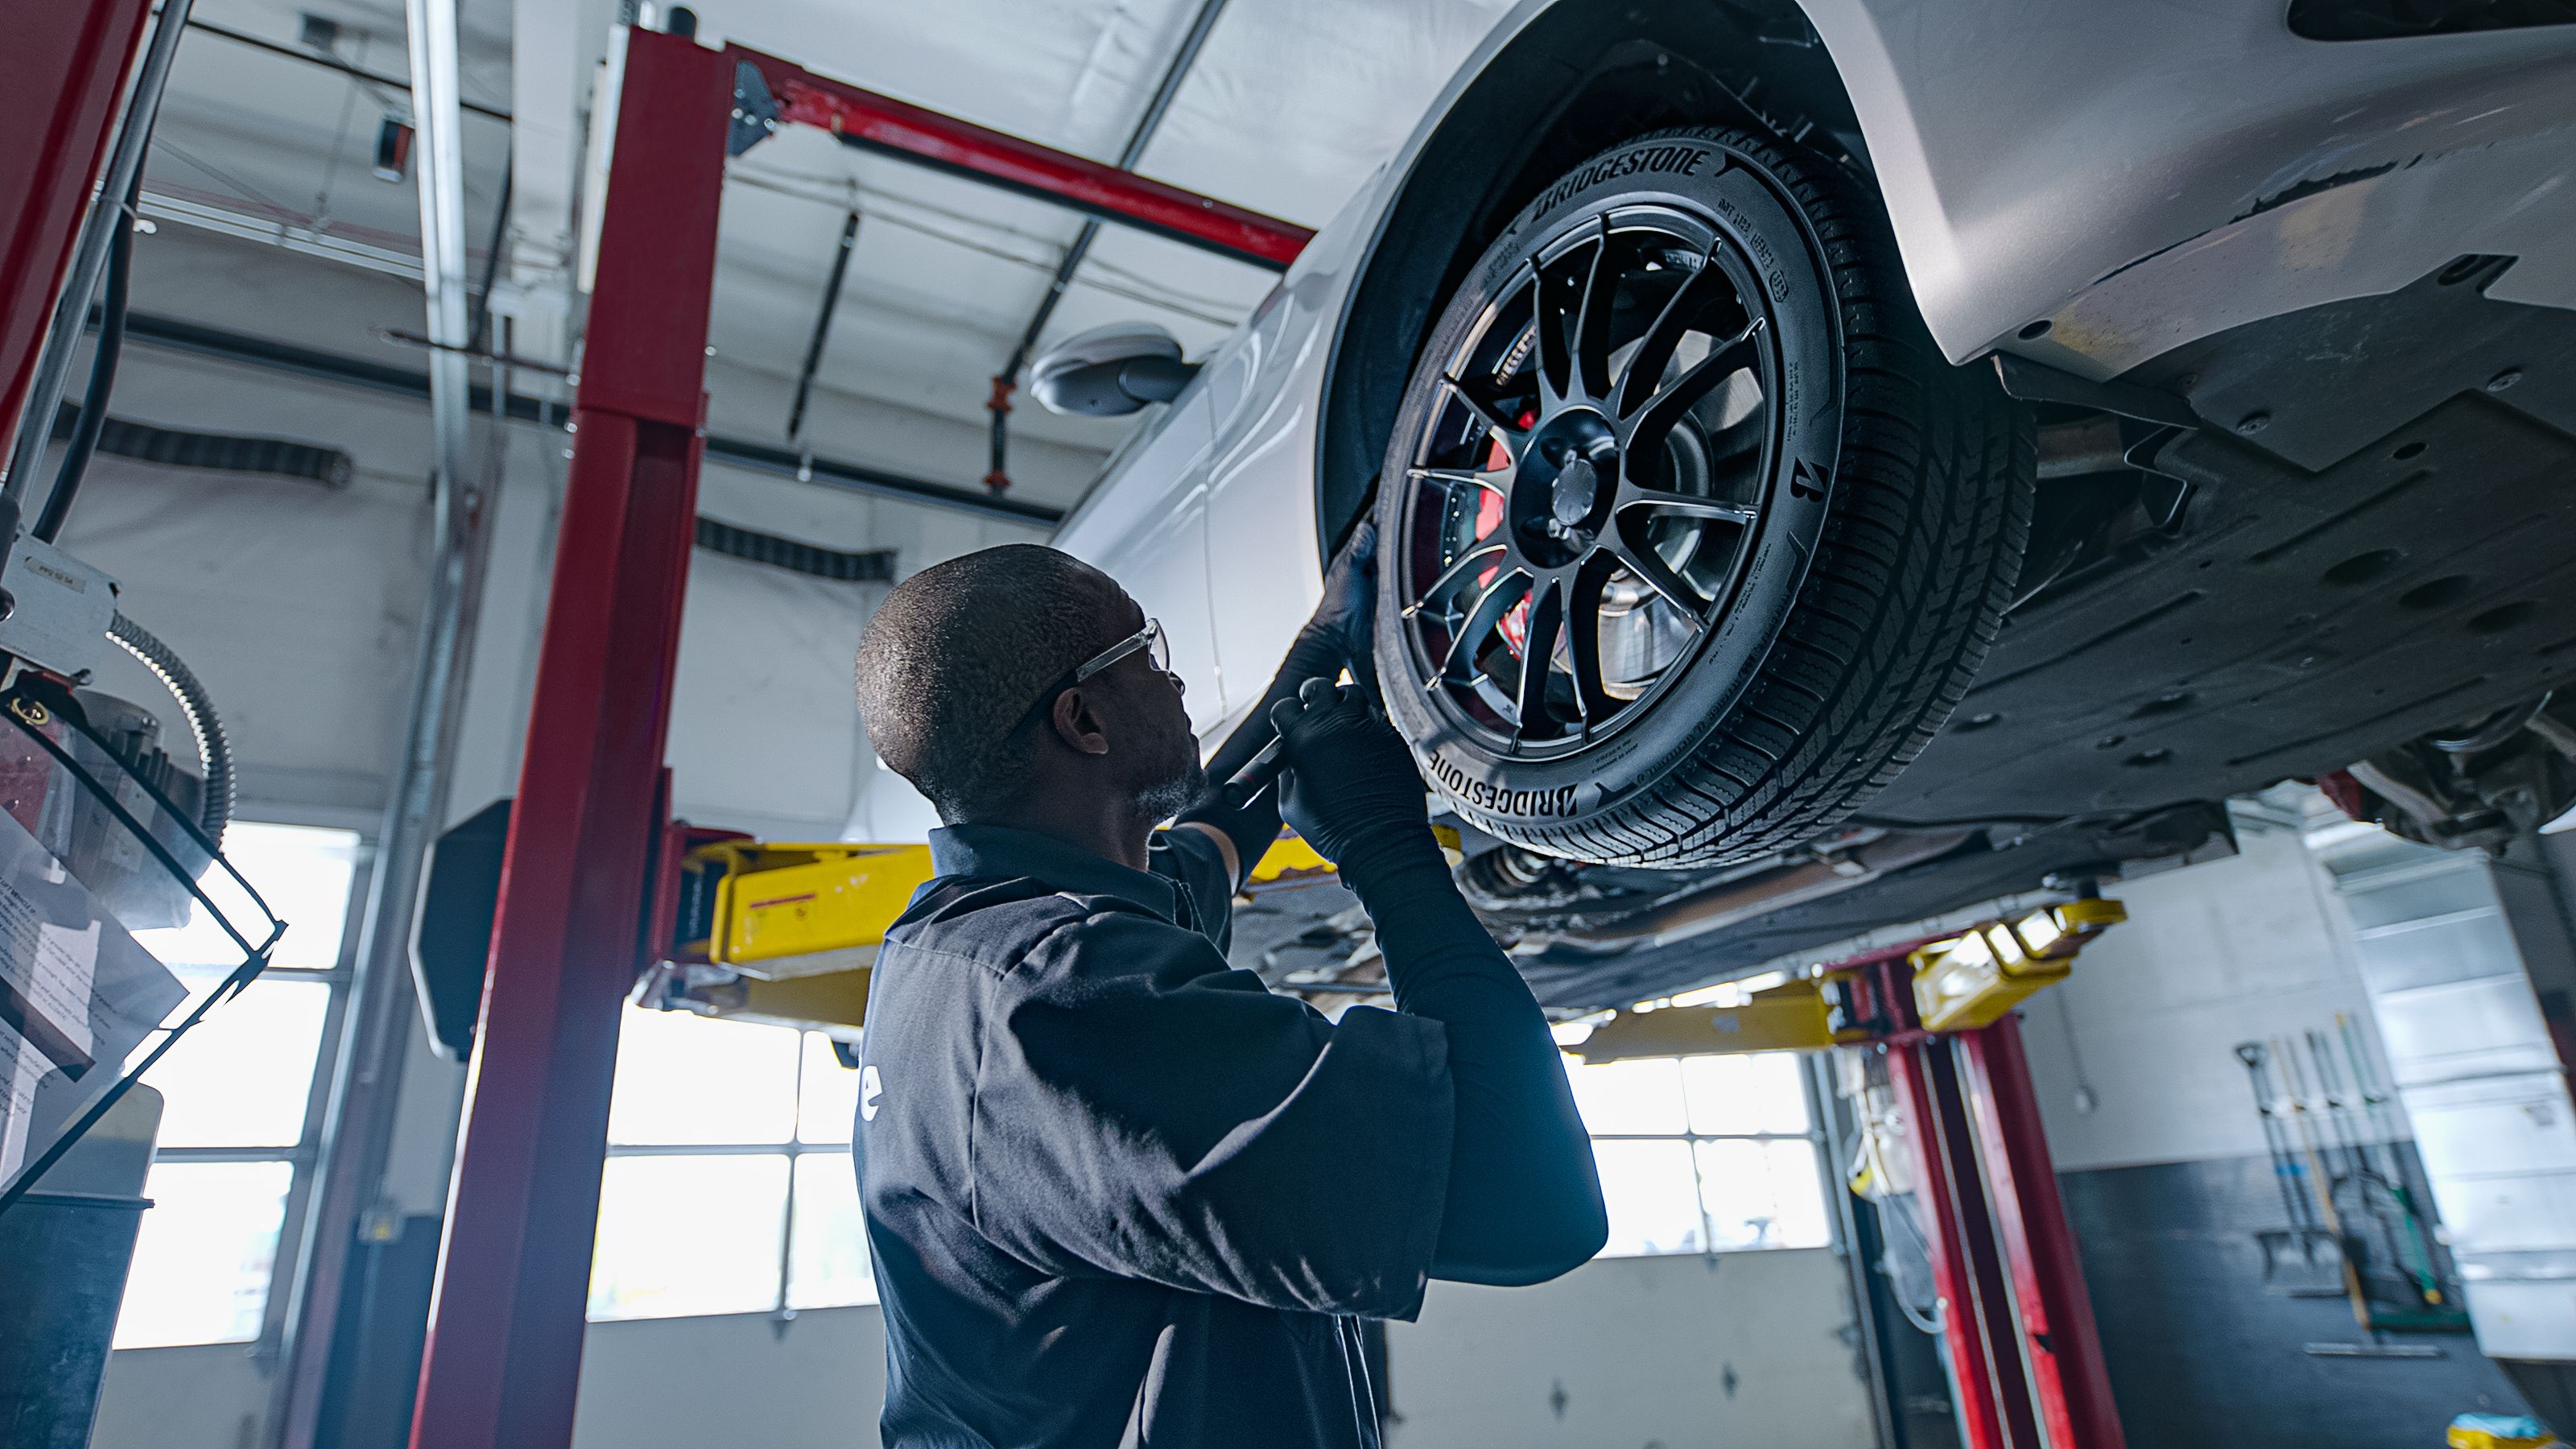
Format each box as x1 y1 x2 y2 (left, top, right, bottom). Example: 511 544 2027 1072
1796 0 2576 376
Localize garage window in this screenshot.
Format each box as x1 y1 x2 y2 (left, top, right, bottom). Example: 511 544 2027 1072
112 822 365 1350
588 1008 872 1320
1566 1051 1834 1258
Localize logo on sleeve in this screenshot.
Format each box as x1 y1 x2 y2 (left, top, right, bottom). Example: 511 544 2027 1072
860 1064 883 1122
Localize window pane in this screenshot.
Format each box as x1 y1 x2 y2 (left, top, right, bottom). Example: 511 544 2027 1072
1591 1139 1703 1257
1681 1052 1812 1137
1695 1137 1832 1250
797 1033 859 1146
143 978 331 1148
114 1159 292 1348
788 1152 876 1308
1565 1055 1688 1136
606 1006 799 1146
134 823 359 973
589 1154 788 1320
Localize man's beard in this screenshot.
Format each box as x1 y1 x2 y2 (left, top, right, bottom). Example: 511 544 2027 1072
1137 751 1208 824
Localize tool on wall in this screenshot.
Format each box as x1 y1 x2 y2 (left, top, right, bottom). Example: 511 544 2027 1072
2233 1026 2463 1340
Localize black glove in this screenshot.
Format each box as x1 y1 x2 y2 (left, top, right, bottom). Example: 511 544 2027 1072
1269 677 1439 884
1204 519 1381 790
1298 517 1377 688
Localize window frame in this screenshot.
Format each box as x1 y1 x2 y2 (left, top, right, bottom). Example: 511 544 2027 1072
592 1022 866 1323
1572 1048 1843 1261
118 808 375 1353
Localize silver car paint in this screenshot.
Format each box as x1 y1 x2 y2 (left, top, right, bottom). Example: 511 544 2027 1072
1055 0 2576 744
1807 0 2576 377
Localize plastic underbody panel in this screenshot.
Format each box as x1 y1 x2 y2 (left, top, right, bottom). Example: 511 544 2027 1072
1882 259 2576 825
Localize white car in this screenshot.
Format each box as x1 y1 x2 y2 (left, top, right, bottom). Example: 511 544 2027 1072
1039 0 2576 1000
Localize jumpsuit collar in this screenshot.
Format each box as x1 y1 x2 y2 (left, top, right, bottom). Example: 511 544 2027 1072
927 823 1183 925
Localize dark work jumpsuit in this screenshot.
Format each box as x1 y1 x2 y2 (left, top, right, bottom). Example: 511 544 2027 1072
855 824 1453 1449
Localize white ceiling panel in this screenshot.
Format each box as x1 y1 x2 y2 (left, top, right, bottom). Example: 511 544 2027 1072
114 0 1521 502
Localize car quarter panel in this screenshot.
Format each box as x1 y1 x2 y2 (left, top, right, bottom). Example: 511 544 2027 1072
1795 0 2576 374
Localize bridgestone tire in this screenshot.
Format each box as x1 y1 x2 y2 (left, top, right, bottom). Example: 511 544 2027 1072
1372 127 2034 867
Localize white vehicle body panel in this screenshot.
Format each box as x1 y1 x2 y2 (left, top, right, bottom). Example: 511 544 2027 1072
1053 175 1385 743
1805 0 2576 376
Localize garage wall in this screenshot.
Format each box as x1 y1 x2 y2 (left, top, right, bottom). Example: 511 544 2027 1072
2014 818 2389 1172
98 1249 1870 1449
1387 1249 1872 1449
2015 818 2529 1447
551 1249 1872 1449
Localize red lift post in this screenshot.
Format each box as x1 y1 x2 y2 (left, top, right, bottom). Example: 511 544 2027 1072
405 30 733 1449
0 0 157 468
1840 947 2130 1449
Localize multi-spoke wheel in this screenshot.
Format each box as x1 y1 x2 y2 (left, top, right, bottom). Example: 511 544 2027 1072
1373 128 2034 867
1397 208 1777 750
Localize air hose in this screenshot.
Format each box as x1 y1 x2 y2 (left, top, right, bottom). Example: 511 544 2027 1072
33 172 139 544
106 611 233 844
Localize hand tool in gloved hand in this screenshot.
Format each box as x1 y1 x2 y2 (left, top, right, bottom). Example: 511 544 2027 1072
1199 519 1377 791
1267 677 1435 876
1217 733 1287 809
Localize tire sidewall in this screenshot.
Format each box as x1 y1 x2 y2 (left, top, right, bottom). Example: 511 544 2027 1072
1373 130 1845 842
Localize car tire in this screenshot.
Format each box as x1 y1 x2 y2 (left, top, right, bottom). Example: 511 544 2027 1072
1371 126 2033 866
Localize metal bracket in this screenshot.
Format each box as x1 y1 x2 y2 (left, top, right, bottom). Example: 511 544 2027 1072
728 59 778 158
1992 352 2200 431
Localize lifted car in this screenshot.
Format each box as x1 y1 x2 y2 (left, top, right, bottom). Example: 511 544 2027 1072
1038 0 2576 1006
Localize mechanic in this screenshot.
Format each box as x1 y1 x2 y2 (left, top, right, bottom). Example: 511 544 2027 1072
848 523 1608 1448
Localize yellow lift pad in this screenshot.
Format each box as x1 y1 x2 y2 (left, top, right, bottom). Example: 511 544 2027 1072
1911 897 2125 1033
681 840 932 980
1574 977 1862 1063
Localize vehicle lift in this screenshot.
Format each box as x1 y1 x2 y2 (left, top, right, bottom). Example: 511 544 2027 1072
7 14 2126 1449
1578 898 2132 1449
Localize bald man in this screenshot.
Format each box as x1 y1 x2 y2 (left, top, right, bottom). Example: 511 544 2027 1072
849 530 1604 1449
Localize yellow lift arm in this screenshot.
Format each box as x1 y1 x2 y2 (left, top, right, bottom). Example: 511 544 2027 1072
638 830 1352 1040
1571 897 2126 1063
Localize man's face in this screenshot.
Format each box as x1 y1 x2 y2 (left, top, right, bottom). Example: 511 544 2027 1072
1091 593 1203 819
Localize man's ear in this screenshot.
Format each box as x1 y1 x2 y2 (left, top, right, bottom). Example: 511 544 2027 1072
1049 686 1113 758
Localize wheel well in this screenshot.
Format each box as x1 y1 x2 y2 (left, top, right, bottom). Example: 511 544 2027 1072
1315 0 1868 558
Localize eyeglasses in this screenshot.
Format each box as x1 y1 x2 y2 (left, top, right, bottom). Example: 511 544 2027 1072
1009 618 1173 736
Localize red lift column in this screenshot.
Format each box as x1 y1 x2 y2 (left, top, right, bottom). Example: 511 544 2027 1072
407 30 733 1449
1849 951 2127 1449
0 0 155 464
1963 1015 2129 1449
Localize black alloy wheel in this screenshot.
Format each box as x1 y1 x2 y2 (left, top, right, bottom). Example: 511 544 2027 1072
1394 206 1780 752
1373 128 2033 866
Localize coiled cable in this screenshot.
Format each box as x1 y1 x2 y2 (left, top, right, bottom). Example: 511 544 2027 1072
107 611 232 843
